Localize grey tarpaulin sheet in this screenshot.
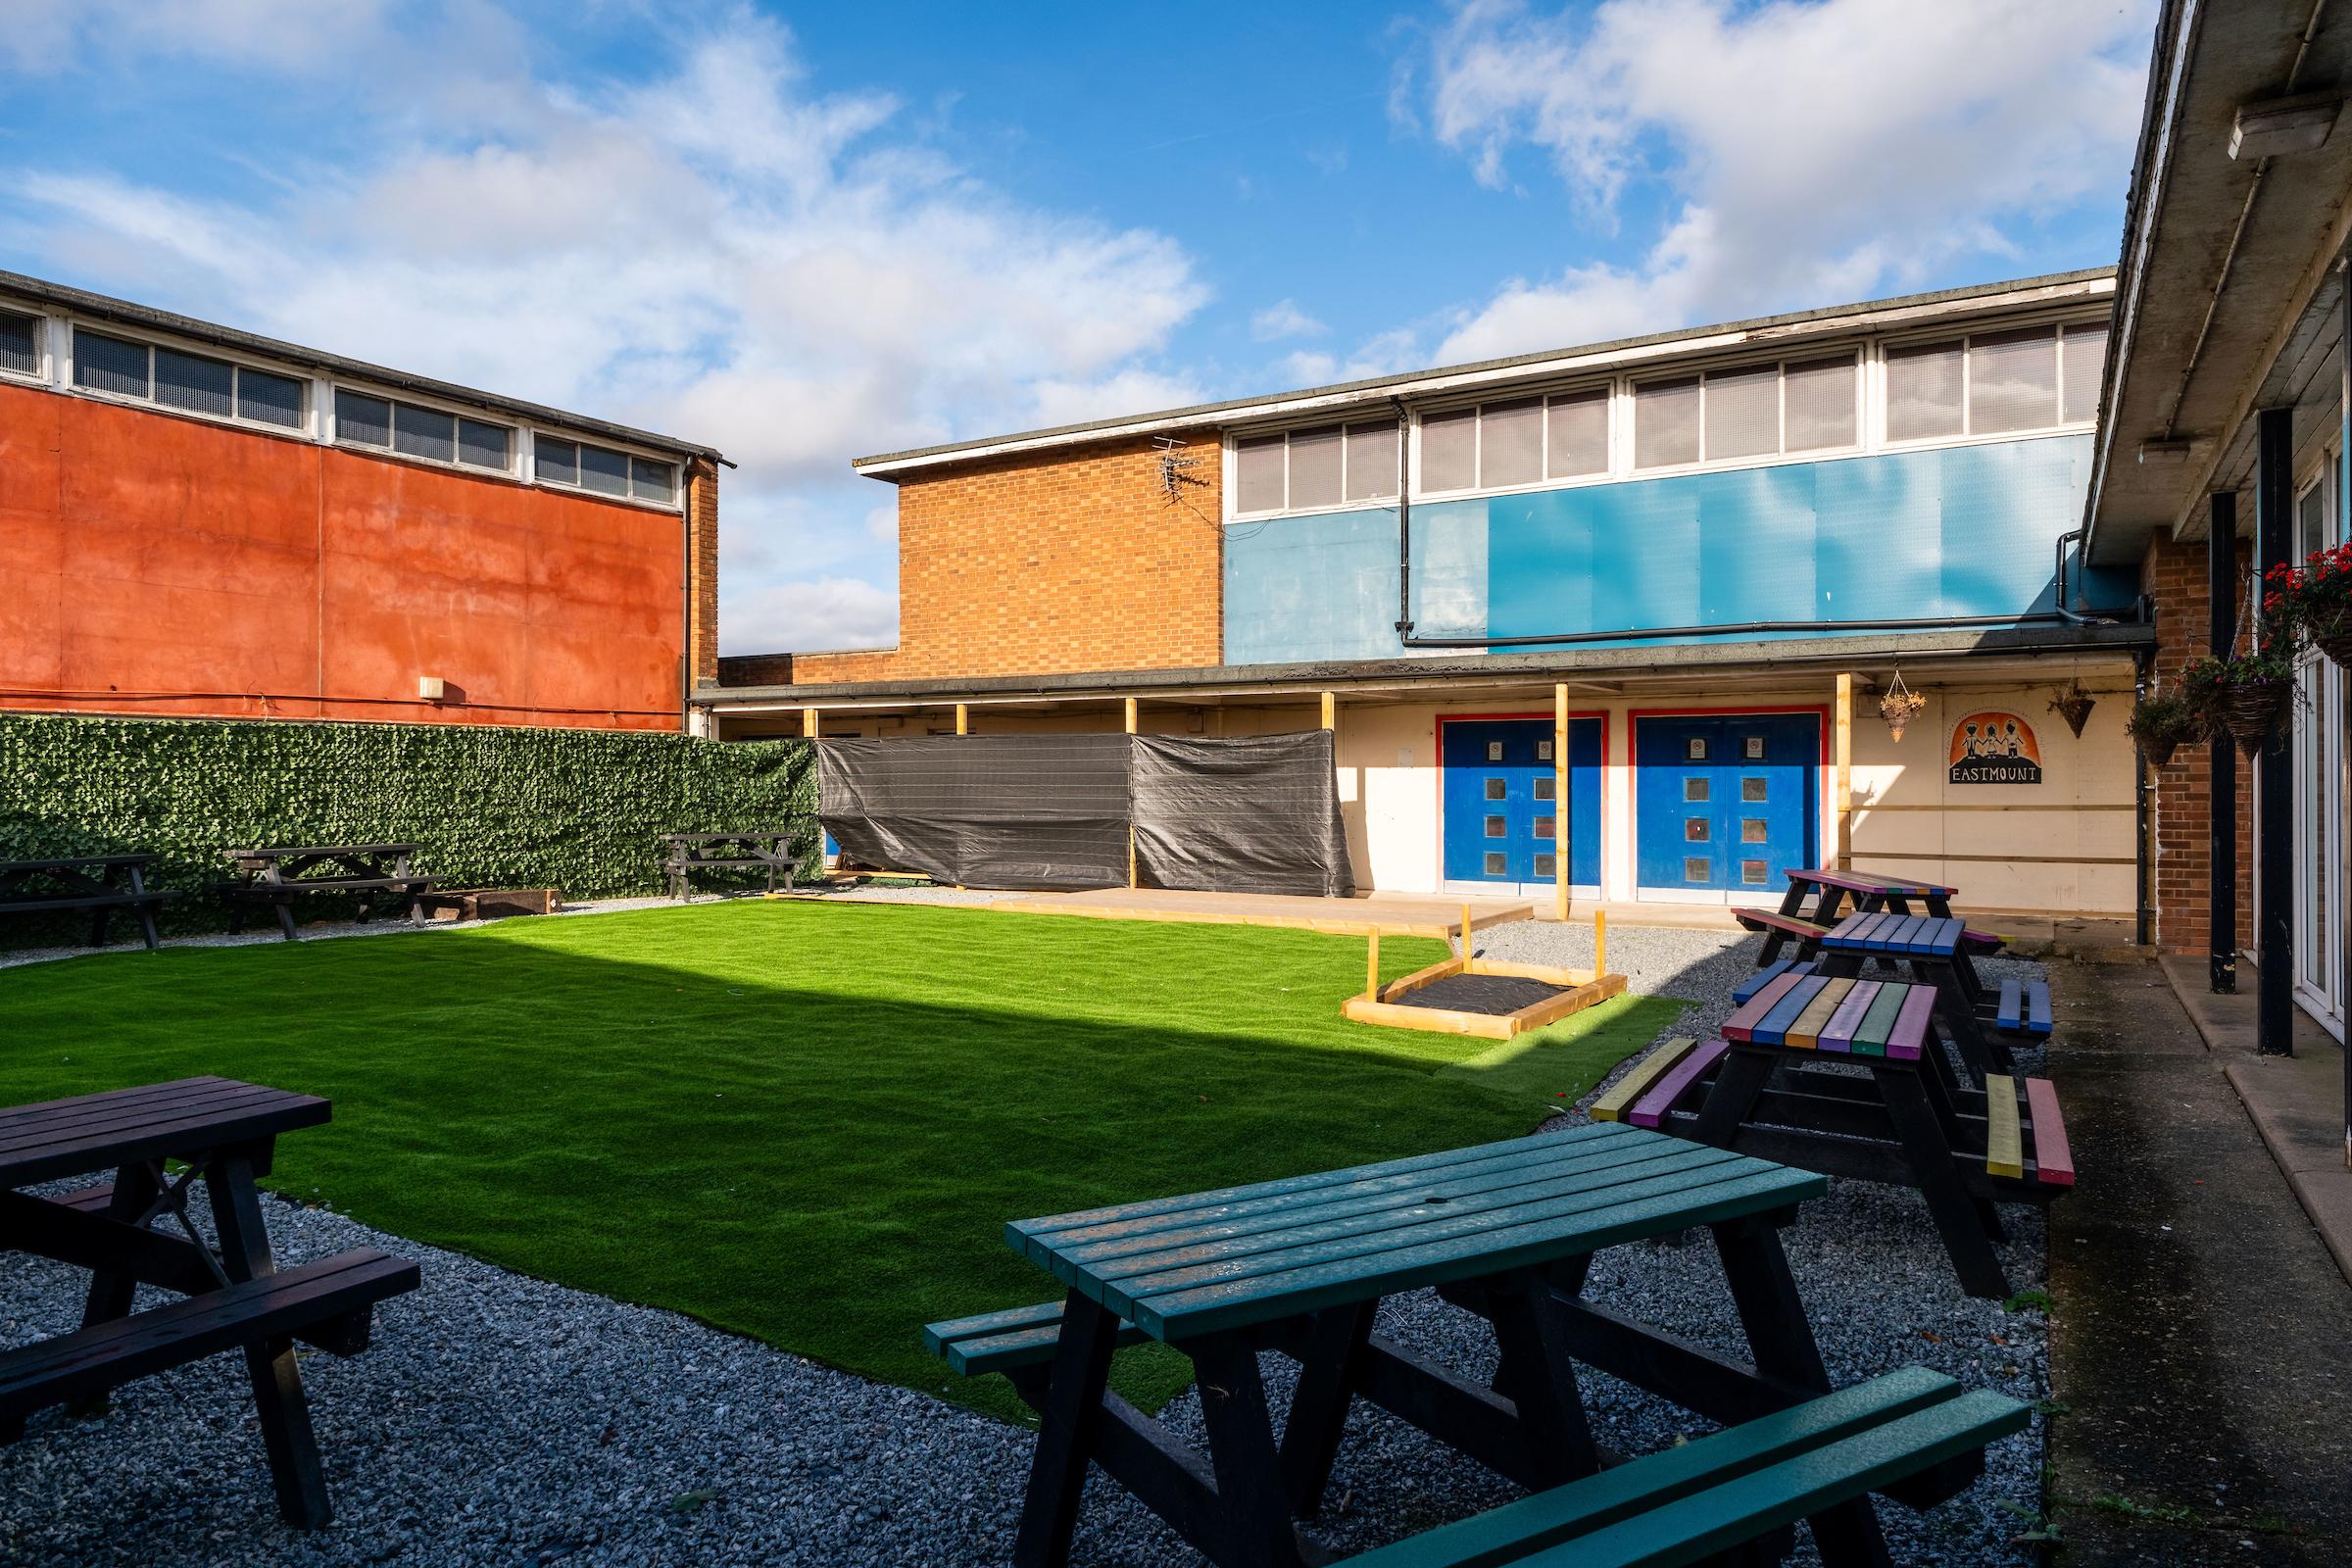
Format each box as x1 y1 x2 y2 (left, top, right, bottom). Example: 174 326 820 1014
817 734 1131 890
816 730 1356 895
1131 730 1354 897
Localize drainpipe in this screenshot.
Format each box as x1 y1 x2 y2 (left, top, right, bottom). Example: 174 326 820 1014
1393 396 1414 643
2134 644 2155 947
2053 528 2093 624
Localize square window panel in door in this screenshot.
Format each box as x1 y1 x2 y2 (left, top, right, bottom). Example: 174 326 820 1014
1685 777 1710 802
1742 860 1770 884
1534 776 1555 801
1685 819 1709 841
1741 777 1768 802
1485 777 1505 801
1534 854 1556 878
1685 858 1710 882
1485 816 1506 838
1535 815 1555 839
1742 818 1768 843
1486 853 1507 875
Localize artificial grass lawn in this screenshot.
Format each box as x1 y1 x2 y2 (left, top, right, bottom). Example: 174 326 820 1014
0 902 1684 1421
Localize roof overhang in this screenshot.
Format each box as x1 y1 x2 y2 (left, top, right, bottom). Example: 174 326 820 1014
855 270 2115 482
2085 0 2352 565
694 623 2151 712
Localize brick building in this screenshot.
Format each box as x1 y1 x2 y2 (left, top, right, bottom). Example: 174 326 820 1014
2085 0 2352 1052
1 271 721 731
699 272 2151 924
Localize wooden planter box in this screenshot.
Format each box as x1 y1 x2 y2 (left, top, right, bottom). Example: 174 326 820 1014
417 888 560 922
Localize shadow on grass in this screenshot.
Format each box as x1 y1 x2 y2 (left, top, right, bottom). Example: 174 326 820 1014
0 901 1684 1424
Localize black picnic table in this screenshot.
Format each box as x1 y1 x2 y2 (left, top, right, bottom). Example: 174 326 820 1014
659 830 804 900
218 844 435 941
1606 976 2074 1300
0 1079 418 1527
0 854 172 951
986 1125 1918 1568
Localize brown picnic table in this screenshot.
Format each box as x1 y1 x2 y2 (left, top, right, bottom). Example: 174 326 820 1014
218 843 435 941
921 1126 2012 1568
660 830 806 901
1736 868 2001 968
0 1078 418 1527
0 853 173 951
1596 974 2074 1300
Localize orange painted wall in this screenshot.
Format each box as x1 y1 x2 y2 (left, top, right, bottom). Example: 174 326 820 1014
0 381 686 729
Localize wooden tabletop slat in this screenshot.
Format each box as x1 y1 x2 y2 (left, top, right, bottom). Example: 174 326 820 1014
0 1077 238 1125
0 1080 328 1188
1016 1128 1824 1341
1818 980 1882 1054
0 1083 302 1154
1850 984 1914 1057
1720 970 1809 1042
1787 868 1957 898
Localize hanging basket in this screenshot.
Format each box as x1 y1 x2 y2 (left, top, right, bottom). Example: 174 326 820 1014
1880 689 1926 743
2218 679 2291 759
2142 736 2180 769
2048 682 2096 739
2311 625 2352 670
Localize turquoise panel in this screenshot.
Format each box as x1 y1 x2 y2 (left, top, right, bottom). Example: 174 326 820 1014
1219 434 2094 664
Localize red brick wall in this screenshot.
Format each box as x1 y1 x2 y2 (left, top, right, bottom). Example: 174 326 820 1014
2142 531 2254 955
789 430 1224 685
0 380 691 730
687 457 719 689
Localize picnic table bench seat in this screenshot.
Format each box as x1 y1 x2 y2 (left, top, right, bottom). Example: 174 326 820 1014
0 855 175 952
1731 906 1834 944
1335 1366 2026 1568
216 845 435 941
1993 978 2054 1039
0 1247 417 1443
923 1298 1147 1380
1732 959 1817 1004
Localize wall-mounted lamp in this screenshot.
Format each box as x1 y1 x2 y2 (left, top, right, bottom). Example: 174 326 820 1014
2230 91 2344 160
417 676 448 701
2137 439 2196 466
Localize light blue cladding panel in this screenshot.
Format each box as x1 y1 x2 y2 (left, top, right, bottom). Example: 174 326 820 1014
1220 433 2093 664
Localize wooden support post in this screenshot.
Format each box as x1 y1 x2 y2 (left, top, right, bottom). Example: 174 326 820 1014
1460 903 1474 970
801 707 819 739
1365 933 1380 1000
1834 674 1853 870
2209 491 2238 995
1124 698 1140 890
955 703 968 736
1320 691 1336 731
1593 908 1607 979
1551 683 1571 921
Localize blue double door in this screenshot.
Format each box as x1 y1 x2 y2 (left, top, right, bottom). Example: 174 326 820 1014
1441 718 1600 890
1634 713 1818 900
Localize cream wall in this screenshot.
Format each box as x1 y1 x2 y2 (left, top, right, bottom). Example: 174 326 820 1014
746 667 2138 917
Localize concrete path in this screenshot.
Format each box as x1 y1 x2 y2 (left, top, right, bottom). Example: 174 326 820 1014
2045 960 2352 1563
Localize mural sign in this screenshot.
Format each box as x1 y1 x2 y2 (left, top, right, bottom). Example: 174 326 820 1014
1949 712 2043 785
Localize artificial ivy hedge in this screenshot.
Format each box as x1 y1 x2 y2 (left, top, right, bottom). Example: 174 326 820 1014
0 712 814 941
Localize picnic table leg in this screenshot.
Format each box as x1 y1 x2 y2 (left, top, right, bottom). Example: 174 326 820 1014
205 1146 335 1529
86 904 112 948
1710 1216 1892 1568
1690 1050 1777 1150
130 866 162 951
76 1161 162 1333
1275 1298 1374 1518
1485 1269 1602 1486
1190 1335 1307 1568
1878 1071 2011 1299
1011 1289 1120 1568
272 895 299 942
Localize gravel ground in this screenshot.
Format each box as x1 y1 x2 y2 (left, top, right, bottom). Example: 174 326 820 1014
0 924 2049 1567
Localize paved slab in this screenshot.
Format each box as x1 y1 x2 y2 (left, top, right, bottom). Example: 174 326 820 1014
2045 960 2352 1562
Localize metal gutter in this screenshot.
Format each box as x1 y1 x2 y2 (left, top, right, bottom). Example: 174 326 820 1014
693 622 2154 709
0 270 723 464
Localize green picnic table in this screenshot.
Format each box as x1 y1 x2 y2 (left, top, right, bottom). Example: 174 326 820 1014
928 1125 2025 1568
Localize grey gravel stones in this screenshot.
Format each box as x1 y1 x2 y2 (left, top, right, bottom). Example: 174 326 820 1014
0 924 2047 1567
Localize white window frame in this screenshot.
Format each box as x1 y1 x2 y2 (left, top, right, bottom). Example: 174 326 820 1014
1407 384 1619 502
1874 311 2104 453
529 428 685 512
2292 450 2346 1038
1226 416 1405 519
328 383 523 479
1625 347 1867 479
0 303 48 387
57 318 318 440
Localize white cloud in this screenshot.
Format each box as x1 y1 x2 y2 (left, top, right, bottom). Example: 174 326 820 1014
1250 299 1328 341
1413 0 2152 363
725 576 901 655
5 11 1211 655
1 0 392 72
1275 351 1339 386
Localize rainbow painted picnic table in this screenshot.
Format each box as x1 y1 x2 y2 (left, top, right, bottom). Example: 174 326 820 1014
1592 972 2073 1300
1735 868 2004 971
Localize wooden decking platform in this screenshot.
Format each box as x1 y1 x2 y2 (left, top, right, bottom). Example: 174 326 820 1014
987 888 1536 939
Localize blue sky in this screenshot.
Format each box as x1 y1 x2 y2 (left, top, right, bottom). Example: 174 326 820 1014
0 0 2157 653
